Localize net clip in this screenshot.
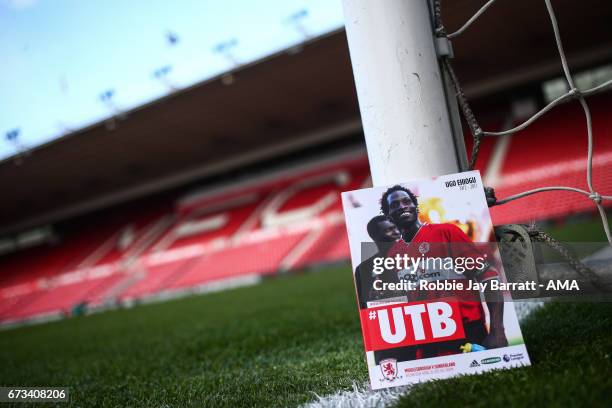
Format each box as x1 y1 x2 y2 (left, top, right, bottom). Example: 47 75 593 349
435 37 454 58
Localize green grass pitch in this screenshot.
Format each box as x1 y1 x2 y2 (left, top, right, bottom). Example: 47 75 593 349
1 268 610 407
0 220 610 407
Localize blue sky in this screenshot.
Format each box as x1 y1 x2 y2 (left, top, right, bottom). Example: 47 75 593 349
0 0 344 160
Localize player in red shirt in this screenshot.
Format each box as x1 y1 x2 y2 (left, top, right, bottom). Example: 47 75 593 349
381 185 508 357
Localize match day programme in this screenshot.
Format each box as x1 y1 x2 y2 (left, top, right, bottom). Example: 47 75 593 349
342 171 530 389
1 1 611 407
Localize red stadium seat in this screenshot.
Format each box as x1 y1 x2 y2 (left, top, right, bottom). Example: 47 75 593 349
169 233 307 290
5 273 125 321
118 258 198 300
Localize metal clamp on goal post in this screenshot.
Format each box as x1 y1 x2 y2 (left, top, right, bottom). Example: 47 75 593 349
435 36 454 59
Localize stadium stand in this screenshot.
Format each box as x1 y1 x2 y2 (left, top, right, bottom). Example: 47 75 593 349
490 93 612 224
1 92 611 325
0 155 369 323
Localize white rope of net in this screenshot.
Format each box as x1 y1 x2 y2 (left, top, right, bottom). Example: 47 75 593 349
439 0 612 244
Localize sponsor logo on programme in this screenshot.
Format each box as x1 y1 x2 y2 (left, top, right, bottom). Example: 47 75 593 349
481 357 502 365
470 360 480 367
418 242 430 255
503 354 511 362
380 359 399 381
508 353 524 361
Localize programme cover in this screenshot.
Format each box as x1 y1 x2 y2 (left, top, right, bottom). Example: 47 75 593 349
341 170 530 389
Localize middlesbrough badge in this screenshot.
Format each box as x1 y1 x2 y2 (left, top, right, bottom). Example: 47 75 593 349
380 358 398 381
418 242 430 255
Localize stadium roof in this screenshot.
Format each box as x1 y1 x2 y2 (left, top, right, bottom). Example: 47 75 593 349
2 0 611 234
0 0 346 162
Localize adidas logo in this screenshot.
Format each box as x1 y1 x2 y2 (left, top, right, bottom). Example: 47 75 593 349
470 360 480 367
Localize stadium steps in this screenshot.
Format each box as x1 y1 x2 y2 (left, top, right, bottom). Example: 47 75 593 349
117 257 201 301
168 233 307 290
73 231 122 270
291 224 350 270
88 269 145 306
7 274 125 320
278 227 325 271
121 214 177 261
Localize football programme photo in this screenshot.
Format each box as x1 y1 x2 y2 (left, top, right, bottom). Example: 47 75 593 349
1 0 611 407
342 171 530 389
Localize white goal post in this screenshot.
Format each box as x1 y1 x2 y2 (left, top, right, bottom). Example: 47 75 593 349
342 0 465 186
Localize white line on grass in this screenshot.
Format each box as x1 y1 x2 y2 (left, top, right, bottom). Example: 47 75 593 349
303 301 544 408
305 382 412 408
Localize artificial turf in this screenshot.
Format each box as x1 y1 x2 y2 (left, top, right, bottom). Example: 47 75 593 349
0 219 610 407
